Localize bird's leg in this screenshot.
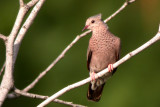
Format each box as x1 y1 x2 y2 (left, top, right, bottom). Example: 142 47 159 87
90 72 98 81
108 64 114 72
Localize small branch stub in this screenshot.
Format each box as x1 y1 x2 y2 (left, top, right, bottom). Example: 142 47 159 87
0 34 7 42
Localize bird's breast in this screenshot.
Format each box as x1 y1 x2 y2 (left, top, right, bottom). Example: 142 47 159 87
89 35 114 52
89 35 117 72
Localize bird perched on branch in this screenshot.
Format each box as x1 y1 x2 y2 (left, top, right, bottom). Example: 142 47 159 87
82 13 121 102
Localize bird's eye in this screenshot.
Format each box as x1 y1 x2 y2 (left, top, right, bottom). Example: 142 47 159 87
91 20 95 23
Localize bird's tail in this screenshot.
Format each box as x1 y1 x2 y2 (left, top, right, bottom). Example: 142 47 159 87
87 83 105 102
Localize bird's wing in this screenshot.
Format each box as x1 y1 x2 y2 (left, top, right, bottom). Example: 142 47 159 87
112 38 121 74
87 46 92 71
116 38 121 61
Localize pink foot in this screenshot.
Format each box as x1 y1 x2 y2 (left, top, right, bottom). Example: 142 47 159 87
108 64 113 72
90 72 97 81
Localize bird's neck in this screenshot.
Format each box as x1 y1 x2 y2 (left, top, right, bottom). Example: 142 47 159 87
92 24 109 36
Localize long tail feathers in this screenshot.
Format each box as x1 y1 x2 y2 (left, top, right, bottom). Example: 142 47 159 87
87 83 105 102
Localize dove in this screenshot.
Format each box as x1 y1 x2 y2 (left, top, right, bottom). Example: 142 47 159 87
82 13 121 102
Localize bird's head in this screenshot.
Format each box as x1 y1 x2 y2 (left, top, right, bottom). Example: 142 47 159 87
82 13 103 31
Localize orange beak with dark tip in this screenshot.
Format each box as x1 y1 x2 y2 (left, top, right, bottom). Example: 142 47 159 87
82 25 89 31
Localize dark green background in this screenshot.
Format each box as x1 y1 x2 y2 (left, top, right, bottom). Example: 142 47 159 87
0 0 160 107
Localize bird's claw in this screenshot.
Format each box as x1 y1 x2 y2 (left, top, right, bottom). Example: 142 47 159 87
108 64 113 72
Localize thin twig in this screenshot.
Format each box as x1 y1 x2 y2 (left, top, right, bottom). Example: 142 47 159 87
13 88 86 107
23 0 136 92
7 88 86 107
38 25 160 107
104 0 135 23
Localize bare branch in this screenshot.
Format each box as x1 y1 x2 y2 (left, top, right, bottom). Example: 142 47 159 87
0 34 7 41
13 0 46 64
37 25 160 107
23 0 135 92
10 0 40 41
104 0 135 23
9 5 29 40
0 0 45 106
12 88 86 107
0 4 30 106
7 88 86 107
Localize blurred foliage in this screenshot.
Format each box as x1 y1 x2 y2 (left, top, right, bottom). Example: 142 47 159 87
0 0 160 107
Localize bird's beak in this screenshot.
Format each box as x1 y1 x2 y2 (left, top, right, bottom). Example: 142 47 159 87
82 25 89 31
